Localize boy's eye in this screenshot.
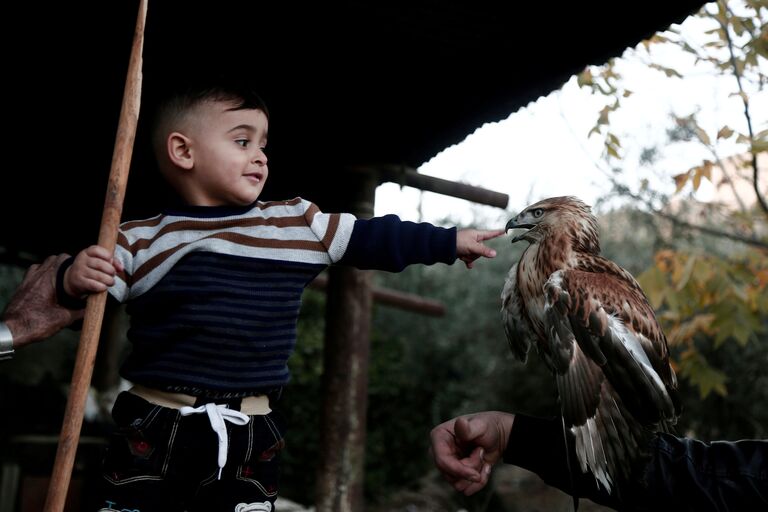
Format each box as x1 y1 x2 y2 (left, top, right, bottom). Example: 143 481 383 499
235 139 249 147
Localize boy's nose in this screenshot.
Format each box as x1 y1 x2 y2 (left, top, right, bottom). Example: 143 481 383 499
252 149 267 165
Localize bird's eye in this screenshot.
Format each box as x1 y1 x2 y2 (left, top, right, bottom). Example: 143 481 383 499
532 208 544 218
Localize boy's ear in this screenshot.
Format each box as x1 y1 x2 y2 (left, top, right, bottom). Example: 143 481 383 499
167 132 194 170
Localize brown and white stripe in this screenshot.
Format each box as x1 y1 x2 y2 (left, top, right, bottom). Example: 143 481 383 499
111 198 355 301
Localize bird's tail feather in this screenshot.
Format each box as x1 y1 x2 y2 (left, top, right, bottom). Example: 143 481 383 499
561 377 651 496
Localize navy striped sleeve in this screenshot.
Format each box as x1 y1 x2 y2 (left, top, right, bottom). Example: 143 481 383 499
337 215 457 272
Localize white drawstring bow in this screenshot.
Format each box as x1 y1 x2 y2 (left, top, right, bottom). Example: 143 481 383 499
179 402 250 479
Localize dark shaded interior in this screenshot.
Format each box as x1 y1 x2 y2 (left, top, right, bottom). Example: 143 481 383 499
3 0 706 260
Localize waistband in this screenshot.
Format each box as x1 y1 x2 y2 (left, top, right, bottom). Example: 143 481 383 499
129 384 272 415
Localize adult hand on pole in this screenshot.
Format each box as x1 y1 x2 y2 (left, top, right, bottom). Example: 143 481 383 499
2 254 84 349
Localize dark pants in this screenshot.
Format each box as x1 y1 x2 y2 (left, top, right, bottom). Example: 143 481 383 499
93 391 285 512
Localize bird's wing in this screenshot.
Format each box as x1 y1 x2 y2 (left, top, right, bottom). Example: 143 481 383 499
544 267 679 424
501 263 534 362
543 266 680 490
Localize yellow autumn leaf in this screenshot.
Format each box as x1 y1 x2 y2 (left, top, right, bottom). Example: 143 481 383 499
694 126 712 146
717 126 734 139
674 172 690 193
693 170 703 191
577 68 593 87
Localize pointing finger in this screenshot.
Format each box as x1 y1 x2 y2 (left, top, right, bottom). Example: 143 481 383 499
476 229 506 242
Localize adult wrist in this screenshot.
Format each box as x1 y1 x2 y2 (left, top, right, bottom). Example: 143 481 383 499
0 321 14 361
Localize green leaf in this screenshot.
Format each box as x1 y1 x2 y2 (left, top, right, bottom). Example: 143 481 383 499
679 350 728 398
598 106 610 125
752 36 768 59
680 41 698 55
649 63 684 78
746 52 758 67
692 257 715 288
637 266 667 309
732 17 745 36
710 300 759 347
731 322 753 346
675 253 697 291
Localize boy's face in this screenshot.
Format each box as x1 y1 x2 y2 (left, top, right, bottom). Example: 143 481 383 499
182 100 269 206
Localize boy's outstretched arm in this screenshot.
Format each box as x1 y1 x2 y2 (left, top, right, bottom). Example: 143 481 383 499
63 245 123 298
456 229 505 268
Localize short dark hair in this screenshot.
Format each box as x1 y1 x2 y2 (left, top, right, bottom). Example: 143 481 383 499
150 77 268 159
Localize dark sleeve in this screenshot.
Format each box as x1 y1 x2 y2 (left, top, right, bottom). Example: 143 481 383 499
337 215 457 272
504 414 768 511
502 414 620 508
639 433 768 511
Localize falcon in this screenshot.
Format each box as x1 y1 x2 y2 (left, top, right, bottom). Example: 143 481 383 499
501 196 680 493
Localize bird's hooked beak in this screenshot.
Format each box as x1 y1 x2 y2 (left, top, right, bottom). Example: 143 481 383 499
505 216 536 244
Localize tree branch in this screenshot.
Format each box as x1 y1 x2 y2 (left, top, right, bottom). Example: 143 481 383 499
654 209 768 249
617 183 768 250
706 142 749 215
719 0 768 217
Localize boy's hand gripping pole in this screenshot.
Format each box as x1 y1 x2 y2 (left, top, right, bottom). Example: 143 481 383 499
44 1 147 510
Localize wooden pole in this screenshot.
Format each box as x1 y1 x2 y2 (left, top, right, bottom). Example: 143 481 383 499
44 1 147 510
316 171 377 512
350 164 509 209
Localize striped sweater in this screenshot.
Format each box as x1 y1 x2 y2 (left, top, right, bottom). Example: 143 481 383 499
108 197 456 397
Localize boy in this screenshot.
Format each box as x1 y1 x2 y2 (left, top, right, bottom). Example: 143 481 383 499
60 82 504 512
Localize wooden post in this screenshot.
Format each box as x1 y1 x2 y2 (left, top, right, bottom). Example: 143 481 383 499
313 165 506 510
44 2 146 510
316 171 377 512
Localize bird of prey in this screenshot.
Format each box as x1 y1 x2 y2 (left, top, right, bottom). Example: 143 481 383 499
501 196 680 493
